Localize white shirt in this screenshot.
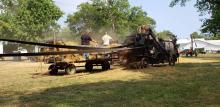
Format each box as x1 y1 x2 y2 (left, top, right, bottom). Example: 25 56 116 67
102 34 113 45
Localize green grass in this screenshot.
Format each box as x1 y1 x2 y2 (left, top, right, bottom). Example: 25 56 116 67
0 54 220 107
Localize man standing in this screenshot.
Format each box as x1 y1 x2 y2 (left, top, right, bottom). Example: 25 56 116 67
81 31 92 46
102 32 113 46
81 31 96 59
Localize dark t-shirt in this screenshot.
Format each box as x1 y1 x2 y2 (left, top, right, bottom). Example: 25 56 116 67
81 34 92 45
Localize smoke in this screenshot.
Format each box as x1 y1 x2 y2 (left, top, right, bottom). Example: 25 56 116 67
90 27 134 44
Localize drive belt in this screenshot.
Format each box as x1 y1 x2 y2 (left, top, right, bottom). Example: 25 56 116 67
0 46 146 57
0 39 130 50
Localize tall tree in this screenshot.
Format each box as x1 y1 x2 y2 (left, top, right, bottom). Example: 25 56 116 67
190 32 204 38
170 0 220 37
66 0 155 39
0 0 63 40
156 30 175 40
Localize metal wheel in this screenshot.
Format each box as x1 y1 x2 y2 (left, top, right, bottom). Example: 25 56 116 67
102 61 110 71
142 59 148 68
65 65 76 75
140 58 148 68
85 62 93 72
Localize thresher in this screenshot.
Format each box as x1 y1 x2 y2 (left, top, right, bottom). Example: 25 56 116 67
118 27 179 68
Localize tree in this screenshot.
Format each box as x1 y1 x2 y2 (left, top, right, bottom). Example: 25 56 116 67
156 30 175 40
66 0 156 39
170 0 220 37
0 0 63 40
190 32 204 38
202 32 220 40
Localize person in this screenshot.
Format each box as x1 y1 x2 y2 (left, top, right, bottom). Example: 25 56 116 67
81 31 97 59
102 32 113 46
102 32 113 59
81 31 93 45
136 25 149 46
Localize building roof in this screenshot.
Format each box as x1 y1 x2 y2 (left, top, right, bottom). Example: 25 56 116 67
178 38 220 46
177 38 220 51
206 40 220 46
177 38 190 44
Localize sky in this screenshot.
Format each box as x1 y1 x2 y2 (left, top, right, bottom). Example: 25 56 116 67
54 0 205 38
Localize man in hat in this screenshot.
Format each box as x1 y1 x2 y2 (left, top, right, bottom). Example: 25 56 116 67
81 31 97 59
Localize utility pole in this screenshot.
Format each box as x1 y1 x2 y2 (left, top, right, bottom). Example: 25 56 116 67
190 34 193 51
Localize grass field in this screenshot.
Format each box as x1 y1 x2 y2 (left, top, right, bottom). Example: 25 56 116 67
0 54 220 107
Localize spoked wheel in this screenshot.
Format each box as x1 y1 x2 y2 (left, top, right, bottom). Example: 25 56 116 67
85 62 93 72
141 58 148 68
65 65 76 75
102 61 110 71
168 56 175 66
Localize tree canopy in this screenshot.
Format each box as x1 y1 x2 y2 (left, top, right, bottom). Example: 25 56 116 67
170 0 220 37
156 30 175 40
0 0 63 40
190 32 204 39
66 0 156 39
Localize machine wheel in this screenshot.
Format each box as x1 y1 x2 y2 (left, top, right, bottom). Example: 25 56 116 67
65 65 76 75
85 62 93 72
169 56 175 66
102 61 110 71
140 58 148 68
142 59 148 68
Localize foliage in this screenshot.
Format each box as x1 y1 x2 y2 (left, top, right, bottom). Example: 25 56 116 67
66 0 156 39
156 30 175 40
190 32 204 39
0 0 63 41
170 0 220 36
203 32 220 40
189 31 220 40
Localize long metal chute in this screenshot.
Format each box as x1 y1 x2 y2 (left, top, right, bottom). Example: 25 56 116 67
0 46 145 57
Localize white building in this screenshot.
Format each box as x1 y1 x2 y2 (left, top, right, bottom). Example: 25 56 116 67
177 38 220 53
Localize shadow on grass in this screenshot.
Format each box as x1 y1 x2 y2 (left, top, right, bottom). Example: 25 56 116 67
31 68 108 78
122 64 169 71
1 62 220 107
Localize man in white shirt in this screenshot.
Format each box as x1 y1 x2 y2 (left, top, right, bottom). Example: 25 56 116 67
102 32 113 46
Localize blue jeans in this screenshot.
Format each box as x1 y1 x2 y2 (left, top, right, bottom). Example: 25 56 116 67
83 53 90 60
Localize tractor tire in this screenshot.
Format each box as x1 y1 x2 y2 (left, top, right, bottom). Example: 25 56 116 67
65 65 76 75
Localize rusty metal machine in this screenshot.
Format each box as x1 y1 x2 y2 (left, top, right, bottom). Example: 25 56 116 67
118 27 179 68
